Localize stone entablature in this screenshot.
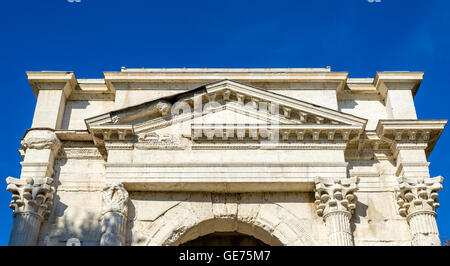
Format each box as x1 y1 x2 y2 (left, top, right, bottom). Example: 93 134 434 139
6 67 447 246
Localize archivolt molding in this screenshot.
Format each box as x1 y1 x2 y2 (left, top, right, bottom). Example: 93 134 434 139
130 194 316 246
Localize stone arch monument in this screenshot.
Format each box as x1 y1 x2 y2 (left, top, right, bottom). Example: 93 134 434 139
6 68 446 246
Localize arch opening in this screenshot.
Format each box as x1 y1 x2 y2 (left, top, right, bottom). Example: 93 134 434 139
180 232 269 246
144 199 317 246
169 219 284 246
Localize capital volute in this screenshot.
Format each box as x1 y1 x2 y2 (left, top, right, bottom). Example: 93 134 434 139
314 177 358 218
21 129 61 152
396 176 443 218
6 176 55 220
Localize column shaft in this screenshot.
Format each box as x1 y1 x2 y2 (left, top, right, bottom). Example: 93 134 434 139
408 211 440 246
314 177 358 246
100 212 127 246
396 176 443 246
324 211 353 246
99 182 129 246
6 176 55 246
9 213 42 246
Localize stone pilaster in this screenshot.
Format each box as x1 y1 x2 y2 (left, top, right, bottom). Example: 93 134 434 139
6 177 55 246
314 176 358 246
27 71 76 129
396 176 443 246
100 182 129 246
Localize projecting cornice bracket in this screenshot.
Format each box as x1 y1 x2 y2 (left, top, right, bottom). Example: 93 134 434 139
375 119 447 158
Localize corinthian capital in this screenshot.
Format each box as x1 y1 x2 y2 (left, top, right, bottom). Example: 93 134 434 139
314 177 358 218
396 176 443 218
21 129 61 151
101 182 129 216
6 177 55 220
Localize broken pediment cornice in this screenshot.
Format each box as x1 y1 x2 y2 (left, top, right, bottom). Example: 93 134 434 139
85 79 367 130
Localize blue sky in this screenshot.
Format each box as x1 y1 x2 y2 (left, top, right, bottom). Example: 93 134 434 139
0 0 449 245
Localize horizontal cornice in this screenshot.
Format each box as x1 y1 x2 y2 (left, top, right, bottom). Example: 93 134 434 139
25 69 426 100
102 71 349 84
375 119 447 158
374 71 424 98
26 71 78 98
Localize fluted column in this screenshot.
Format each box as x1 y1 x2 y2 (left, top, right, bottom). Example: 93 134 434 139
314 177 358 246
100 182 129 246
396 176 443 246
7 177 55 246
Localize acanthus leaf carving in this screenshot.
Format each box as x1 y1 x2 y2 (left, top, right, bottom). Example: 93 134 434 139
395 176 443 246
101 182 129 217
6 177 55 220
314 176 358 246
396 176 443 218
314 176 358 218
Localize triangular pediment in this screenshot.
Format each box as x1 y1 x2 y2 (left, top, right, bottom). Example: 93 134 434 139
85 79 367 143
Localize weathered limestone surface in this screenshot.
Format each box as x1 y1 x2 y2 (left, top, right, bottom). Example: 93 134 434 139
127 192 317 246
7 177 55 245
314 177 358 245
396 176 443 246
100 182 129 246
5 68 446 246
